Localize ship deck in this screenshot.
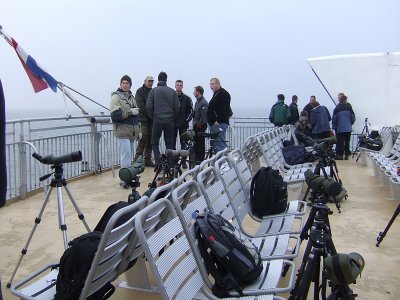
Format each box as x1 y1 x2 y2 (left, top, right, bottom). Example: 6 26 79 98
1 158 400 299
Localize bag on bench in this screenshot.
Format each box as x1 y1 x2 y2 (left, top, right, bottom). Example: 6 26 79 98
250 166 288 217
282 145 306 165
195 213 263 297
54 232 115 300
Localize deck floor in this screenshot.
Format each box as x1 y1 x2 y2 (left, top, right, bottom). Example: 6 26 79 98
1 158 399 299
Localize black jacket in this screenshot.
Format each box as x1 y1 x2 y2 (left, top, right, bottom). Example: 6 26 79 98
207 87 231 125
135 85 152 125
175 93 193 128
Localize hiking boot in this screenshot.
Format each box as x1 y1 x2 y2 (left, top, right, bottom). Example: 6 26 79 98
145 160 155 167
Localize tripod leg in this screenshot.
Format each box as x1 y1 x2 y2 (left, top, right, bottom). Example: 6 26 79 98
7 187 54 288
63 184 91 232
56 186 69 250
376 202 400 246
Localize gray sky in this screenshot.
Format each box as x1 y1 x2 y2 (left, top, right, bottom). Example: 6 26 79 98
1 0 399 119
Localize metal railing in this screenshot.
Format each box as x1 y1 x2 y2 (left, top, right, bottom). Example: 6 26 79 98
5 115 362 202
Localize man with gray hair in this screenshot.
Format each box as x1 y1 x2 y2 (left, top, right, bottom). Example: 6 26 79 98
146 71 180 163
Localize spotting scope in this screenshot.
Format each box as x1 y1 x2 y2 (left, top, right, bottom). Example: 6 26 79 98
32 151 82 165
119 155 145 183
304 170 342 197
165 149 189 159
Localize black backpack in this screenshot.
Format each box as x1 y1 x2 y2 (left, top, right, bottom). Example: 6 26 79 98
249 167 288 218
195 213 263 297
55 201 139 300
54 232 115 300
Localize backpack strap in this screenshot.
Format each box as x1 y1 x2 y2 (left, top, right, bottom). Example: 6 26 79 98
250 167 263 202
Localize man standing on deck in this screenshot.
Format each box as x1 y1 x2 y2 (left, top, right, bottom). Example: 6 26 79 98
207 78 231 153
303 95 317 119
110 75 141 188
269 94 291 127
289 95 299 124
135 76 155 167
173 80 193 169
193 86 208 163
146 71 180 163
332 93 355 160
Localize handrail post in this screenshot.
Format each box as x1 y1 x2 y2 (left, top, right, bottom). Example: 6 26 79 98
90 122 100 174
18 121 27 199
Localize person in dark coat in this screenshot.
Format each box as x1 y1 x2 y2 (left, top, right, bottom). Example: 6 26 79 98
207 78 231 152
146 71 180 163
289 95 300 125
135 75 155 167
192 86 208 163
309 101 332 139
173 80 193 168
332 93 356 160
303 95 316 120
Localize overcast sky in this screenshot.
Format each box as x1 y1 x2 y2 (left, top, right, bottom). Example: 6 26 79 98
1 0 399 119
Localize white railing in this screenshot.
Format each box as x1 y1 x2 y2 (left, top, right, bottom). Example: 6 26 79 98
5 115 364 202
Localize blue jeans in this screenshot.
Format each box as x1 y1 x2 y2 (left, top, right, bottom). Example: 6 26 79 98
210 123 228 152
119 138 135 168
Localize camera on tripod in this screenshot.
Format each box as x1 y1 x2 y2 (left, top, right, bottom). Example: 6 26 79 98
119 155 145 203
119 155 145 184
312 136 336 158
305 170 342 198
33 150 82 165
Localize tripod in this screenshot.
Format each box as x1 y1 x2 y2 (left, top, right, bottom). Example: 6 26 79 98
353 118 370 161
148 154 183 188
376 202 400 246
289 191 356 300
7 161 91 288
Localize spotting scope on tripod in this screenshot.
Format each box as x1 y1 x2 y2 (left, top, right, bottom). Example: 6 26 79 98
7 150 91 288
119 155 145 203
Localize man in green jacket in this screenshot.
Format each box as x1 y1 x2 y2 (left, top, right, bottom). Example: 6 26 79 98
269 94 291 127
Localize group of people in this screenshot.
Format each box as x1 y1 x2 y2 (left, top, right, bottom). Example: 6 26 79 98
110 72 232 187
269 93 356 160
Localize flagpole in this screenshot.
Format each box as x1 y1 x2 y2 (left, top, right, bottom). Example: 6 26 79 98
0 25 93 116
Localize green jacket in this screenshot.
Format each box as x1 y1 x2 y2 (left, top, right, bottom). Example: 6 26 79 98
269 100 291 127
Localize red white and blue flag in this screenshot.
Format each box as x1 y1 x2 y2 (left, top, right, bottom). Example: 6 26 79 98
11 38 58 93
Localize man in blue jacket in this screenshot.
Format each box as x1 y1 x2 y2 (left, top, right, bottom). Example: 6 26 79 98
332 93 356 160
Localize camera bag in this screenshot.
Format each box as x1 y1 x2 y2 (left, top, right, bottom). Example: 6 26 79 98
195 212 263 297
250 166 288 217
282 145 306 165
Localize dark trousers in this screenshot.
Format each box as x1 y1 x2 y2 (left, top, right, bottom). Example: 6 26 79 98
336 132 351 156
173 126 188 151
135 123 152 161
152 121 174 162
313 131 331 140
194 125 207 162
173 126 188 163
